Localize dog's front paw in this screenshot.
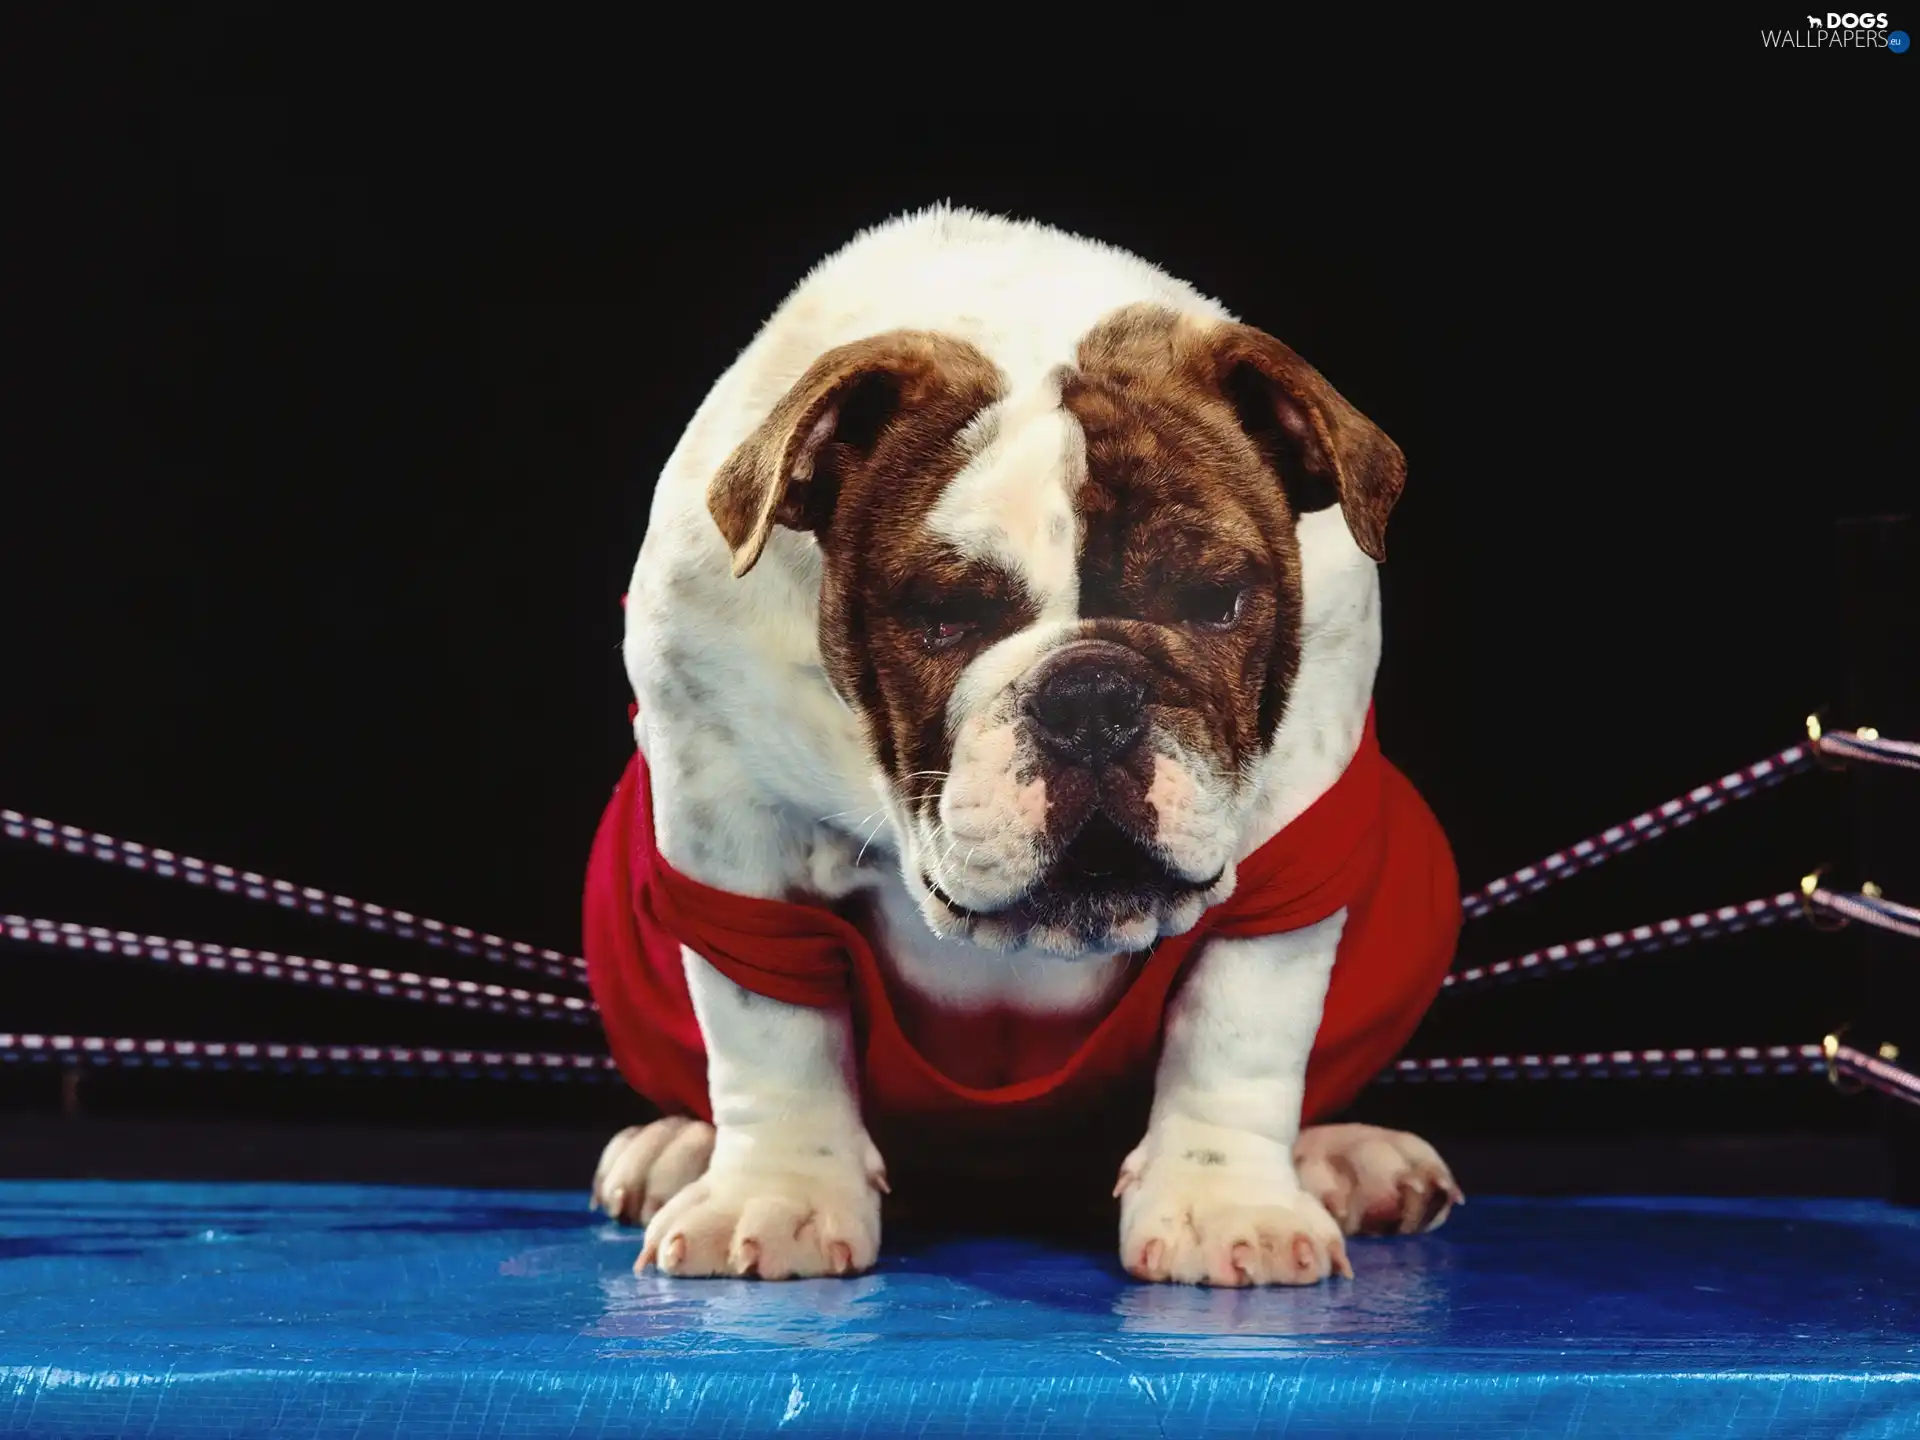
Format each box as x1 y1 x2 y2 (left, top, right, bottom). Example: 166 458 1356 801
1115 1128 1351 1286
1294 1123 1463 1237
637 1135 885 1280
592 1117 716 1226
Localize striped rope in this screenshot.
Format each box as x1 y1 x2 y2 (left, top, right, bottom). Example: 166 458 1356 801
1442 892 1802 995
7 1030 1890 1102
1 915 598 1028
0 808 589 988
1375 1044 1827 1085
1808 886 1920 941
1829 1039 1920 1107
1815 728 1920 773
1444 883 1916 998
0 1032 619 1081
1459 727 1913 922
1459 742 1813 921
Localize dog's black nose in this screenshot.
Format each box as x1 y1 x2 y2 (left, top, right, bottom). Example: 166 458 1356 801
1026 659 1149 768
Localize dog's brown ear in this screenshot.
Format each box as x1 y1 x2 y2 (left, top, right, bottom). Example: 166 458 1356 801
1202 323 1406 562
707 331 999 578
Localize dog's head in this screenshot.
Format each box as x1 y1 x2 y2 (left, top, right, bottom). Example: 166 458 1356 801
708 304 1403 956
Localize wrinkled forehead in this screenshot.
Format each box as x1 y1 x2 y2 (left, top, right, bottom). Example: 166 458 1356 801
923 381 1086 616
915 309 1276 608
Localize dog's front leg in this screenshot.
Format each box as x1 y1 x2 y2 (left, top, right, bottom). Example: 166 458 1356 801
636 948 886 1280
1116 914 1351 1286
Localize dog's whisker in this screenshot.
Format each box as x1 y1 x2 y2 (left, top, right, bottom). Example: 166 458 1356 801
831 798 902 839
854 807 897 868
825 781 946 830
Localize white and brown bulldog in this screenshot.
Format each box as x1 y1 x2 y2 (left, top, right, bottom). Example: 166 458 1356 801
583 206 1462 1287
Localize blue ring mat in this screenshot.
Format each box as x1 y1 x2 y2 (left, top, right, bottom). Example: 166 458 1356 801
2 1180 1916 1438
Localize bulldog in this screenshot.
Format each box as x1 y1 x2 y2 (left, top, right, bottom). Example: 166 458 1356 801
583 206 1463 1286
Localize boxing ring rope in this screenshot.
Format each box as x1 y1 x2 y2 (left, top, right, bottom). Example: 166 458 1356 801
1459 719 1917 920
0 1032 618 1082
0 807 591 988
3 721 1916 1109
1375 1038 1920 1110
1 914 597 1027
1441 882 1920 995
1379 1044 1830 1084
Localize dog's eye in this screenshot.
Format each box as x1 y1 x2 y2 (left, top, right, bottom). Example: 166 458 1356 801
1173 583 1246 629
913 595 1004 652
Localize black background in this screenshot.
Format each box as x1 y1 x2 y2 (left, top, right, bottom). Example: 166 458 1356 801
3 17 1913 1160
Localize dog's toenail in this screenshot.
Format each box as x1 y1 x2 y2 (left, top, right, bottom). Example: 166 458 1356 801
1291 1234 1317 1274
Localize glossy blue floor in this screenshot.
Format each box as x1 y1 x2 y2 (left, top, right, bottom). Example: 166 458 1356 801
2 1180 1917 1438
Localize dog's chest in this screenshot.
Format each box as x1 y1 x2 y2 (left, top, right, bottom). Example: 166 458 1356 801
857 873 1144 1088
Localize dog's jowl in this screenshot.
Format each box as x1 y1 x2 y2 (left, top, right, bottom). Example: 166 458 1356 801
582 207 1463 1286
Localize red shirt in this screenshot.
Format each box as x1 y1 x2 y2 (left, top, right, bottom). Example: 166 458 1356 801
583 708 1460 1179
